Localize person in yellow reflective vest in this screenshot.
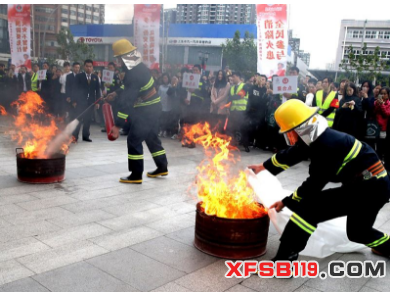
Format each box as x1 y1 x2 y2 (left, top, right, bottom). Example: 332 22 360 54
106 39 168 184
313 77 339 127
30 63 40 92
249 100 390 261
226 71 250 152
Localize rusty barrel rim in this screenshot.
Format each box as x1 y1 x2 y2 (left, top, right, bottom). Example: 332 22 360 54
16 149 66 184
194 202 270 260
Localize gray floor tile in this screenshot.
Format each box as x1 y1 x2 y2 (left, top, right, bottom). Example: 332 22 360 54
292 285 323 292
46 209 116 228
0 277 50 292
359 287 382 292
166 226 195 247
16 196 79 211
0 221 61 243
149 282 193 292
305 252 377 292
145 214 195 234
100 200 160 216
89 226 163 251
17 240 109 274
241 275 308 292
0 204 27 217
33 262 137 292
87 248 186 292
2 207 73 226
0 237 50 263
224 285 258 292
0 259 34 286
35 223 112 248
364 260 389 292
130 236 218 273
175 260 241 292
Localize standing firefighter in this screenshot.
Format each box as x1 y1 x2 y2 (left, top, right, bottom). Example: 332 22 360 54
107 39 168 184
249 99 390 260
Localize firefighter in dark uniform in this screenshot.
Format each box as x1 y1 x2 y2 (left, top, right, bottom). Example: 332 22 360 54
107 39 168 184
249 99 390 260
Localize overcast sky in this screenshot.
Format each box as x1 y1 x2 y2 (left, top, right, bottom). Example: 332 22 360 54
105 3 391 70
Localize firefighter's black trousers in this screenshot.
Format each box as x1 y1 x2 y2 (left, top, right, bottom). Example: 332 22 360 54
126 102 167 176
281 175 390 253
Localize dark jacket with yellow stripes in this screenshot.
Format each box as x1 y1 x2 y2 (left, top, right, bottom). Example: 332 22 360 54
115 63 159 127
263 128 383 208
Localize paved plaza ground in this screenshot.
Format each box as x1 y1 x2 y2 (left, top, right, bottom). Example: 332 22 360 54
0 123 390 292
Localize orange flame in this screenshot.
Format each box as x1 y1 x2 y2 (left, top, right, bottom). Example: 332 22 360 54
183 122 267 219
8 91 70 159
0 105 7 116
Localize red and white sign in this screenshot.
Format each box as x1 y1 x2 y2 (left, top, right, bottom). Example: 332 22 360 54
182 73 200 89
37 70 47 81
272 76 298 94
7 4 31 71
102 69 114 84
134 4 161 69
256 4 288 78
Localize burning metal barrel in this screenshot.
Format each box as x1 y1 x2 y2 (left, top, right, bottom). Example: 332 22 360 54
195 202 270 260
16 148 66 184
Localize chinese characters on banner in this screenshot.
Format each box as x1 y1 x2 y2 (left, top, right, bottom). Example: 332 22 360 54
182 73 200 89
134 4 161 71
102 69 114 84
7 4 31 72
256 4 288 79
272 76 298 94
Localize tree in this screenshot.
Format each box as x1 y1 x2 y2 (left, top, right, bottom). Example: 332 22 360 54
339 44 390 85
56 28 95 63
221 30 257 78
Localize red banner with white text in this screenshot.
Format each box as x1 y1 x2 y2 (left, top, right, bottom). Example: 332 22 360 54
8 4 31 71
256 4 288 79
134 4 161 71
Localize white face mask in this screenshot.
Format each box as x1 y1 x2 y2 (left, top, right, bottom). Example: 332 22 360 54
294 114 328 146
121 50 142 70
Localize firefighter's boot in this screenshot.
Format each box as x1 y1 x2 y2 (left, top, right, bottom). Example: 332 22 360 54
119 173 143 184
371 238 390 258
147 167 168 178
271 242 299 262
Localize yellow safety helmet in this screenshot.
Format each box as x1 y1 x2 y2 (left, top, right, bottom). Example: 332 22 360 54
275 99 319 134
112 39 137 57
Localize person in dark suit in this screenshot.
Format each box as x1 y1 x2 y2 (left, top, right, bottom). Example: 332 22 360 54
72 59 101 142
65 62 80 123
17 66 31 94
40 62 54 113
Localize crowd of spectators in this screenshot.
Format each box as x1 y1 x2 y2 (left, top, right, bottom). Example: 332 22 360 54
0 61 389 170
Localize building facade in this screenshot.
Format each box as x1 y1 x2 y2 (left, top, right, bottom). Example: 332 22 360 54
0 4 10 61
70 23 309 77
335 19 390 70
176 4 256 25
164 8 177 24
32 4 105 59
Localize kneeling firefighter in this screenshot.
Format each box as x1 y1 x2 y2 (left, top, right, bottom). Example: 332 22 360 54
107 39 168 184
249 99 390 260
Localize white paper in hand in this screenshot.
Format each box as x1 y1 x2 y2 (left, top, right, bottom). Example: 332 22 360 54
246 169 366 258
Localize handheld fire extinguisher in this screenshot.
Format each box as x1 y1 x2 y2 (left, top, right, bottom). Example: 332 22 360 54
102 103 117 141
